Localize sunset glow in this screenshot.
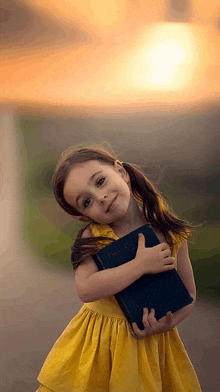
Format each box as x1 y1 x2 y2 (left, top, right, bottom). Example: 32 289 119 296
0 1 220 113
123 23 204 93
146 38 186 85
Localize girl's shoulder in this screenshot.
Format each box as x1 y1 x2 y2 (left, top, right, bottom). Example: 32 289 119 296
81 224 93 238
79 223 101 239
154 227 187 257
169 231 189 258
80 222 116 239
170 229 190 245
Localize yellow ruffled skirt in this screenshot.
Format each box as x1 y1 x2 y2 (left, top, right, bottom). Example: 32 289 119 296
36 296 201 392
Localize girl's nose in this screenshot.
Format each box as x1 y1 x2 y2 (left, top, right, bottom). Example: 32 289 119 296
98 194 107 204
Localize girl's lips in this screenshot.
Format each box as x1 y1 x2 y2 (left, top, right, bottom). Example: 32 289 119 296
106 195 117 212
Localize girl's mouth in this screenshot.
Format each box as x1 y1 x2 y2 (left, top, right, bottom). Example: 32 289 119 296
106 195 117 212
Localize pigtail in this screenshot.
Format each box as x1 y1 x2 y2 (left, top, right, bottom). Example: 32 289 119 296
122 162 193 251
71 225 115 272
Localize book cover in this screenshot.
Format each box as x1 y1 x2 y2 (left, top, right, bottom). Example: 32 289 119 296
93 223 193 330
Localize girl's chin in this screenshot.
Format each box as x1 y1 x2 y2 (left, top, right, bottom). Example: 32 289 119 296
94 217 119 225
94 207 130 225
107 212 129 225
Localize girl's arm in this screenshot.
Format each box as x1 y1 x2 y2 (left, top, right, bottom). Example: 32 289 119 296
75 227 175 303
166 239 196 326
75 254 143 303
131 240 197 338
75 227 143 303
175 239 197 301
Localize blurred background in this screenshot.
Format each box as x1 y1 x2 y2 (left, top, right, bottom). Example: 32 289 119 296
0 1 220 391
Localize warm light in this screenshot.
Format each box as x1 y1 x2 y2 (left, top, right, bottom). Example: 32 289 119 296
0 13 219 111
121 23 204 92
146 39 186 85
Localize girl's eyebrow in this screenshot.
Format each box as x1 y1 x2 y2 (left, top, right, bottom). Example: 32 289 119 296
88 170 103 185
76 170 103 207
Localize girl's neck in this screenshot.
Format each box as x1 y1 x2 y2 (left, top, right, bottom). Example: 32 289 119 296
109 197 147 238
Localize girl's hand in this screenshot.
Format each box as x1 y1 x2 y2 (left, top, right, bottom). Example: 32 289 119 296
134 233 176 275
130 308 173 339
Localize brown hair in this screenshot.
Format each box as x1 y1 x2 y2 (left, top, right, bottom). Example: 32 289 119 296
53 145 194 271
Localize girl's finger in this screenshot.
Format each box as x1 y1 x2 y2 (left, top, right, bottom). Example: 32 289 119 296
130 330 139 339
142 308 151 327
148 308 155 318
160 242 168 251
147 309 157 328
132 322 147 338
165 311 173 325
142 310 153 334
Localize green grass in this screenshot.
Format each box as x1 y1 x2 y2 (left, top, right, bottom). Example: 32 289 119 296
187 224 220 301
23 198 84 271
18 117 84 271
191 252 220 300
161 176 220 301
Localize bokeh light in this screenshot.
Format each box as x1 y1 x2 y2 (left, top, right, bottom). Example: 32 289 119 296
146 38 186 85
0 1 219 114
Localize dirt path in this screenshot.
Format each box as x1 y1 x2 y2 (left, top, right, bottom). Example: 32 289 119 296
178 296 220 391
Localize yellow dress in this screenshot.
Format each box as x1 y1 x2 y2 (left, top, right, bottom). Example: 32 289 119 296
36 223 201 392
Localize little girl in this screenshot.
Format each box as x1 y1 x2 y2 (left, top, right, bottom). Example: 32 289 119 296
36 145 201 391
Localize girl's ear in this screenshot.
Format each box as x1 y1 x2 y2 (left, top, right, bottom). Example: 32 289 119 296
114 160 130 184
114 160 125 174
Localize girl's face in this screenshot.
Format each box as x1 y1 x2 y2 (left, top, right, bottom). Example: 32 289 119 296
63 159 131 224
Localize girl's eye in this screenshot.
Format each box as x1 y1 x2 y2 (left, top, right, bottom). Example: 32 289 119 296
84 197 91 208
83 178 105 208
97 178 105 187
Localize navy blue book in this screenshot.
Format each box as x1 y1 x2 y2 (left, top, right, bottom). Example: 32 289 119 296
93 223 193 330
